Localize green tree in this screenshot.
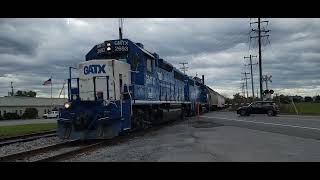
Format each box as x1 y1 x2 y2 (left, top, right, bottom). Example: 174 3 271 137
22 108 38 119
225 97 232 104
279 94 291 104
26 91 36 97
15 90 36 97
304 96 313 102
15 90 23 96
233 93 246 103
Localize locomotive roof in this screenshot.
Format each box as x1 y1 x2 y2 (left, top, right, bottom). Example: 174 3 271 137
133 41 155 58
86 38 185 76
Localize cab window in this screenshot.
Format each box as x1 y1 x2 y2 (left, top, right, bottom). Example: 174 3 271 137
252 102 262 107
147 58 153 73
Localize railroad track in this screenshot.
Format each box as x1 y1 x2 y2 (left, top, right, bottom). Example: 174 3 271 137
0 131 57 147
0 118 185 162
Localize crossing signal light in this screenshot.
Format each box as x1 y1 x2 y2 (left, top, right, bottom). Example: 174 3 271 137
263 89 274 95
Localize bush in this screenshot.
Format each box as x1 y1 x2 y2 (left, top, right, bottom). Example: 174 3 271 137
22 108 38 119
3 113 21 120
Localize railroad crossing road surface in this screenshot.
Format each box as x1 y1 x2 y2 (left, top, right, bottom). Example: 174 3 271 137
0 118 57 126
67 111 320 162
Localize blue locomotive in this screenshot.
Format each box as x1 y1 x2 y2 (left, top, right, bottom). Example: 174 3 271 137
58 39 224 140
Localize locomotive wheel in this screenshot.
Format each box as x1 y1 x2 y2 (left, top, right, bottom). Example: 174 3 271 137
132 109 147 130
64 127 72 139
97 125 104 138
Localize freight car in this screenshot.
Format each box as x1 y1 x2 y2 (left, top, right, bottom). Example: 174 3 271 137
206 86 225 111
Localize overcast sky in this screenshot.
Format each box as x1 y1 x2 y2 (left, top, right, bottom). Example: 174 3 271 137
0 18 319 98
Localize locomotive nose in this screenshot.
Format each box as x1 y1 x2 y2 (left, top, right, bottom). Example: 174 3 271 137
73 111 93 131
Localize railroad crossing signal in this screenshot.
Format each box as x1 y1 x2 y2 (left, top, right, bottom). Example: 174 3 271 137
262 75 272 90
263 89 274 95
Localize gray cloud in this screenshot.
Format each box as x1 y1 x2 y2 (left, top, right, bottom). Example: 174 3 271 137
0 18 319 98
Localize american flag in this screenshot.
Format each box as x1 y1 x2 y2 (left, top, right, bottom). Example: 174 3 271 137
43 78 52 85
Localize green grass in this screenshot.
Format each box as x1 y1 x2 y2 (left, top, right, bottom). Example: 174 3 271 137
0 123 57 138
280 102 320 115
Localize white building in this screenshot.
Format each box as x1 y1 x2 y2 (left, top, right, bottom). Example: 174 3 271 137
0 96 67 118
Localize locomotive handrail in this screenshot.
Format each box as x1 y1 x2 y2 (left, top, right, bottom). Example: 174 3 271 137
58 118 72 122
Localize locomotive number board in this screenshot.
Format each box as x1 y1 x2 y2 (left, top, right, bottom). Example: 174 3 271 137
97 40 129 54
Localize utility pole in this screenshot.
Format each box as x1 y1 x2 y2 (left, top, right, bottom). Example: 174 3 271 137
241 72 250 98
244 55 258 98
250 18 270 100
179 62 189 75
10 81 13 96
240 82 245 97
119 18 123 39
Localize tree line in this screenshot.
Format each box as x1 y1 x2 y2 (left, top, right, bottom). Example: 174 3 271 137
225 93 320 104
14 90 37 97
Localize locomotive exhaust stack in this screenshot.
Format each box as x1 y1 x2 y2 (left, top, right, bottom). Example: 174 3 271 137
202 75 205 85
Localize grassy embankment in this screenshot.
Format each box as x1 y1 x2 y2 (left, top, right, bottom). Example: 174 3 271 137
279 102 320 115
227 102 320 116
0 123 57 138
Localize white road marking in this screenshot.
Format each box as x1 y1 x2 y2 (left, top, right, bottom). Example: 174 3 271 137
279 115 320 118
199 116 320 131
274 116 320 121
208 113 320 121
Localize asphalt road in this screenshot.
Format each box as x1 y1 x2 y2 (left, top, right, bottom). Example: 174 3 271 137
0 118 57 126
67 111 320 162
199 111 320 140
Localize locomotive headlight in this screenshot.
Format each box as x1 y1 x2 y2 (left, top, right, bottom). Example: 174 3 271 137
64 102 71 109
106 43 111 46
106 47 111 51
